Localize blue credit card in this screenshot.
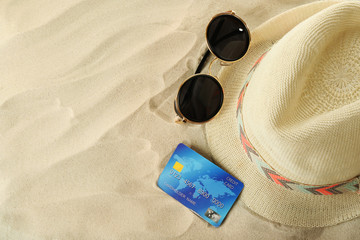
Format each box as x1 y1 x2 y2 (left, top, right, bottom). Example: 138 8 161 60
157 143 244 227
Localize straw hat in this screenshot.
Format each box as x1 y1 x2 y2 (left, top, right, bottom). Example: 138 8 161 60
206 0 360 227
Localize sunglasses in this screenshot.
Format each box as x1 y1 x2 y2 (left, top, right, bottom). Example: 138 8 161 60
174 11 250 124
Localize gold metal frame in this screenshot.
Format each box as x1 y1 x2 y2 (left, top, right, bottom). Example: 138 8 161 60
174 73 224 124
205 10 252 65
174 10 251 124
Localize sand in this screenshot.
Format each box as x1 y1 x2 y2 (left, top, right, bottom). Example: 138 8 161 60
0 0 359 239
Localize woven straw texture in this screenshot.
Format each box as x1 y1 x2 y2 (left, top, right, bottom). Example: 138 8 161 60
206 0 360 227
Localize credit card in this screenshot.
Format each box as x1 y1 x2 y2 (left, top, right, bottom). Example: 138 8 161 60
157 143 244 227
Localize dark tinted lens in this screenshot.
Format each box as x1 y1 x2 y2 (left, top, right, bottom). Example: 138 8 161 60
206 14 250 61
177 74 223 122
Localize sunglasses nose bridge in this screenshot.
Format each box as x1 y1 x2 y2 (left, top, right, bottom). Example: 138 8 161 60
208 57 219 76
220 61 233 66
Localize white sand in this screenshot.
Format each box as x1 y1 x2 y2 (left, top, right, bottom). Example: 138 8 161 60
0 0 359 239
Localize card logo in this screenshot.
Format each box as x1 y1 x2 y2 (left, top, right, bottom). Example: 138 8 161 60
173 161 184 172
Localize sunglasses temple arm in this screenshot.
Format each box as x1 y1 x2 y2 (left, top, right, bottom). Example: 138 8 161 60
195 49 211 74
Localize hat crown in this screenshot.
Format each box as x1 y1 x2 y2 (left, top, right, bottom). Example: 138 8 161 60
242 2 360 185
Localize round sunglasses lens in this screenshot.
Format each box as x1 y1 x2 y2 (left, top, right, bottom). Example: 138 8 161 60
206 14 250 62
177 75 223 122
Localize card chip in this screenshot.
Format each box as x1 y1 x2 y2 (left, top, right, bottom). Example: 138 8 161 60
173 161 183 172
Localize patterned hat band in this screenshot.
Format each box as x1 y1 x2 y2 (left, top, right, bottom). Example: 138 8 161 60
236 52 360 195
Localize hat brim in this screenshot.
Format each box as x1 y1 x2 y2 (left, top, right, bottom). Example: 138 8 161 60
205 0 360 227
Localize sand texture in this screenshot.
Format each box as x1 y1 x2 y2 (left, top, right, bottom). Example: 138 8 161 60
0 0 359 239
